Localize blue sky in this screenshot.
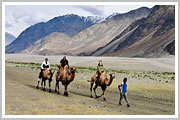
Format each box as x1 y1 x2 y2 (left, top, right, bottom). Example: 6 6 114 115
5 5 154 37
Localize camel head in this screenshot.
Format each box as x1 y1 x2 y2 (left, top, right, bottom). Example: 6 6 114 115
104 73 115 86
70 67 76 75
109 73 115 79
48 70 55 81
51 70 55 75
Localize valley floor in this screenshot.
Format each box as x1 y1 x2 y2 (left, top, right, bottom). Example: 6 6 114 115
5 54 175 115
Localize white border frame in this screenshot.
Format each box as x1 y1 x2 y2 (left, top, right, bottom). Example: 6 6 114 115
2 2 179 118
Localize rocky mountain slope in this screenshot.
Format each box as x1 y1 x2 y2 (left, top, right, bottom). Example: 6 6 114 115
22 32 71 55
5 32 16 46
20 7 151 55
5 14 99 53
91 5 175 57
65 7 151 55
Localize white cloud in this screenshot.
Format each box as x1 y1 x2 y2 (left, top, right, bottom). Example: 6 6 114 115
12 8 49 25
12 8 28 23
5 7 53 37
23 11 50 25
5 21 12 28
77 5 105 16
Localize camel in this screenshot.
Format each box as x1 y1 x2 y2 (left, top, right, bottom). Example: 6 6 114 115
88 72 115 101
36 68 54 92
55 65 76 96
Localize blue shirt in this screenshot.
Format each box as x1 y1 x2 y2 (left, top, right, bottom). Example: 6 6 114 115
122 83 127 93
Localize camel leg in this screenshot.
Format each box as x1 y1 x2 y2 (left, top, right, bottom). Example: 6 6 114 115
90 82 94 98
54 80 57 92
48 80 52 92
57 81 60 94
36 80 40 89
42 80 44 90
101 86 107 101
93 84 98 98
64 85 68 96
41 79 44 90
41 80 43 88
37 72 41 89
97 86 105 98
43 79 46 91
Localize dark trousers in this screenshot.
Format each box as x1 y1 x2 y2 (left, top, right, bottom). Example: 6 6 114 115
96 71 100 84
119 92 129 105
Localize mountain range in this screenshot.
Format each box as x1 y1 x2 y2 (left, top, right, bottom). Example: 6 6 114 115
22 7 151 55
5 5 175 57
64 7 151 55
6 14 100 53
92 5 175 57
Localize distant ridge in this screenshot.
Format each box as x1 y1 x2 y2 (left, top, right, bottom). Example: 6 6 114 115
5 32 16 46
91 5 175 57
6 14 100 53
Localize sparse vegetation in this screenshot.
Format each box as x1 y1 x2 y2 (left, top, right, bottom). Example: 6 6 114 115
6 61 175 82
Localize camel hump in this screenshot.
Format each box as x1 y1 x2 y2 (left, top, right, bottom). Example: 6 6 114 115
101 72 107 76
103 71 106 74
43 68 49 73
64 65 68 69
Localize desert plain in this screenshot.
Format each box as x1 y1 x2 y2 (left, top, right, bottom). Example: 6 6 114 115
5 54 175 115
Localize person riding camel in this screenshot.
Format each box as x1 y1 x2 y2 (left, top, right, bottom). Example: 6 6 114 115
96 60 105 85
58 56 69 77
38 58 50 82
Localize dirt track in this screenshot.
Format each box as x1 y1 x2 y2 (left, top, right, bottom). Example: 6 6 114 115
5 63 175 115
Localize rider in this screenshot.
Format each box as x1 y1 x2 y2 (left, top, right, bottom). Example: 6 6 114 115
96 60 105 85
38 58 50 82
60 56 69 68
58 56 69 76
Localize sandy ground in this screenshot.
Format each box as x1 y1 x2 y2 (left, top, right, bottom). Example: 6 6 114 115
5 54 175 72
5 54 175 115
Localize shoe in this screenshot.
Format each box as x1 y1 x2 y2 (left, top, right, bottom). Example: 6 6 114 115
127 104 130 107
119 103 122 106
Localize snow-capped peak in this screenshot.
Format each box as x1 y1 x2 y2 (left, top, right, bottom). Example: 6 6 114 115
61 14 105 24
85 16 105 24
106 12 119 19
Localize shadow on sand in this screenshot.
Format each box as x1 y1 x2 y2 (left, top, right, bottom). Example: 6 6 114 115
69 90 91 98
25 84 91 98
25 84 118 106
25 84 58 95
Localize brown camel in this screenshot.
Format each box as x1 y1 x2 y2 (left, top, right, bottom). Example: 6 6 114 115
88 72 115 101
55 65 76 96
36 68 54 92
